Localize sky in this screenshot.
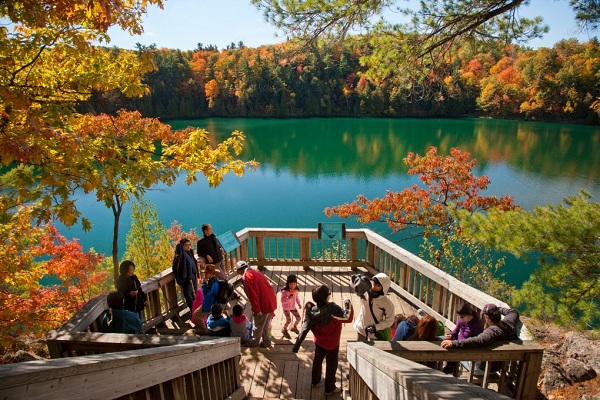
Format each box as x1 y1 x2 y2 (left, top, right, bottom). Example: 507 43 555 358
105 0 597 51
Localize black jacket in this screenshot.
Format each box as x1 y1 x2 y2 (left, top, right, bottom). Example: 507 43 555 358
292 302 350 352
116 274 147 313
197 234 224 263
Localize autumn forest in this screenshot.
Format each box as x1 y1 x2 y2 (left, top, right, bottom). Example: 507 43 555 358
87 38 600 123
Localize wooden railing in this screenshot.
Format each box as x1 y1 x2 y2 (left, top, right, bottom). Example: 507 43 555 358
231 228 543 399
347 340 543 399
347 341 512 399
232 228 535 340
47 268 186 358
0 339 244 400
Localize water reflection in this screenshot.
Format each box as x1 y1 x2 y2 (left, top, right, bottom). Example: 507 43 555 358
175 118 600 184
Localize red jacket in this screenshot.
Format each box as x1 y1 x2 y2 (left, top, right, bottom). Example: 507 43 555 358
242 268 277 314
312 304 354 350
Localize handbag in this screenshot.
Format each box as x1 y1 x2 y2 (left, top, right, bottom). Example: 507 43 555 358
368 296 391 340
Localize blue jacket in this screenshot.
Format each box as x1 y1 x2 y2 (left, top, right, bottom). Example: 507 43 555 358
101 308 143 334
202 277 220 312
392 319 417 341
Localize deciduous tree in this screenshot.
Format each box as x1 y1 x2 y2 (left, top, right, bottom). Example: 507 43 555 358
325 147 516 269
123 199 172 279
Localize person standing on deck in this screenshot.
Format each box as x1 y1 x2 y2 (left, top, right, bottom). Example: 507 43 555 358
236 260 277 347
353 272 395 340
197 223 227 280
292 285 354 396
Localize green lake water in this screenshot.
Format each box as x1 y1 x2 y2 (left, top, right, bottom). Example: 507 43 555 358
62 117 600 287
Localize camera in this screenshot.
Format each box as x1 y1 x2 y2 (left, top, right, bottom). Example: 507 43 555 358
343 299 351 310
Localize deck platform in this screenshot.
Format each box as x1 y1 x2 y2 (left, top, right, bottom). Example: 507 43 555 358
226 266 416 399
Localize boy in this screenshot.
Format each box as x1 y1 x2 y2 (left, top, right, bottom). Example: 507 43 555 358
292 285 354 396
230 304 253 344
207 304 231 337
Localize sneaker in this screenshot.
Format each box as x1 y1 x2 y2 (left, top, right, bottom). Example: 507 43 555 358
291 326 299 334
324 386 341 395
311 378 323 387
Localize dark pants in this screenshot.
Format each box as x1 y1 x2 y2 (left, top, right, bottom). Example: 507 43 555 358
312 344 339 393
180 281 195 310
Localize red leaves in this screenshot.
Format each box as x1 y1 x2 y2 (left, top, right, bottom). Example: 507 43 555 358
325 146 517 237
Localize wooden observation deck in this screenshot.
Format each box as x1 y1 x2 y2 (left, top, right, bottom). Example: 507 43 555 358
0 228 543 400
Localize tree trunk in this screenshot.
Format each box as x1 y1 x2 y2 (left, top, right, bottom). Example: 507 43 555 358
112 196 122 284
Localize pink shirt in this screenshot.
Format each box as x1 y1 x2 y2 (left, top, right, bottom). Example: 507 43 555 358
280 287 301 311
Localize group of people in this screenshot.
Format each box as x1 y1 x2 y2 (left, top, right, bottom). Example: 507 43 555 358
289 271 521 395
190 260 277 348
100 231 521 396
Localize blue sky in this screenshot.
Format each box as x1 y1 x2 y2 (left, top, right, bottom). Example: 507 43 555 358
106 0 596 51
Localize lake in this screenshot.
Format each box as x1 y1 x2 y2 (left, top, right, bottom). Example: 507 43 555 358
63 117 600 287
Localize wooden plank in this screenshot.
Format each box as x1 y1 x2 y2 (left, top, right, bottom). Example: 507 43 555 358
281 359 299 398
0 340 241 399
264 359 285 398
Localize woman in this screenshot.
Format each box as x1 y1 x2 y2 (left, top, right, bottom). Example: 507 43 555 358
173 238 199 311
115 260 147 318
408 315 440 341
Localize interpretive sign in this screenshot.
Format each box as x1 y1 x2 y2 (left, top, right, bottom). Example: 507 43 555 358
318 222 346 240
218 229 241 253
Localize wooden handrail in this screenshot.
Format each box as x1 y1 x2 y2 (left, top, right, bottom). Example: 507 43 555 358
1 339 244 400
347 341 513 399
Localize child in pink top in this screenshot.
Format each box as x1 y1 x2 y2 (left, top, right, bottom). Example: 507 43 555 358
280 274 302 334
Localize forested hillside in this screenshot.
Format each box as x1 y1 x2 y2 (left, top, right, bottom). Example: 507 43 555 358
87 38 600 123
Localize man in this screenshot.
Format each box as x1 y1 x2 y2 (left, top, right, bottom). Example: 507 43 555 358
440 303 520 348
236 260 277 347
353 272 395 340
197 223 227 279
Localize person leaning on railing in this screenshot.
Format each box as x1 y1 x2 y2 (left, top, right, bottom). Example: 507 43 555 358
440 304 519 349
440 304 520 375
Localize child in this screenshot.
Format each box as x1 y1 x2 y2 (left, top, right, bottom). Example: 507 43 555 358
292 285 354 396
207 304 231 337
442 303 483 374
230 304 253 344
280 274 302 334
191 288 204 325
194 264 220 335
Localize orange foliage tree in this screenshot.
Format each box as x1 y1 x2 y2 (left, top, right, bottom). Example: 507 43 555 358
0 206 107 352
325 147 517 268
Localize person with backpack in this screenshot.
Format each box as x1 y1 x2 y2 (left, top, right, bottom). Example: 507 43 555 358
194 264 220 335
353 272 395 340
292 285 354 396
173 238 198 311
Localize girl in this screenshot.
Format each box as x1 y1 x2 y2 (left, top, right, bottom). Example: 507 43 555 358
280 274 302 334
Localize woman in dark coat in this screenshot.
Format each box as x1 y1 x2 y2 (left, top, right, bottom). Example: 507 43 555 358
116 260 147 318
173 238 199 310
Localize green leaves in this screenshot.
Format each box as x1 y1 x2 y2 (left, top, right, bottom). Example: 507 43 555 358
461 191 600 330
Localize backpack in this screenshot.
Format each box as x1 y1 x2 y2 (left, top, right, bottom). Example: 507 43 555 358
172 253 184 285
216 280 235 304
351 273 371 298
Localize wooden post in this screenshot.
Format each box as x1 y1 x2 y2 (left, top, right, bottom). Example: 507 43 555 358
256 236 265 271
